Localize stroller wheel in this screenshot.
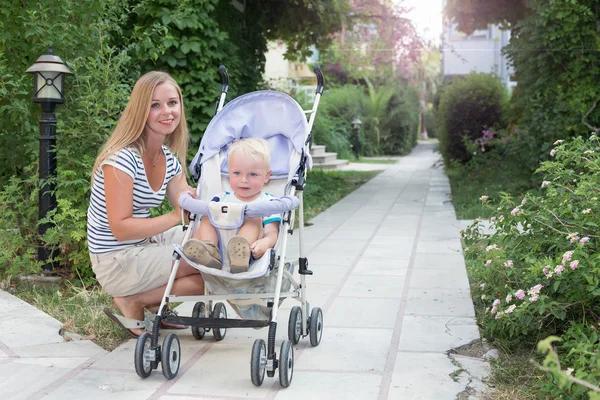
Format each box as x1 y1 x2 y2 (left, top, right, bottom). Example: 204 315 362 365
309 307 323 347
134 332 153 378
288 306 302 344
161 333 181 380
212 302 227 341
279 340 294 388
250 338 267 386
191 302 206 340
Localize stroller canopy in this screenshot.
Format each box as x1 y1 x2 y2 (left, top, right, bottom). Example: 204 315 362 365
189 90 310 178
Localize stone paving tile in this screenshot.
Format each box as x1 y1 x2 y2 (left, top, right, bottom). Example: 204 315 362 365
362 243 415 259
352 257 410 276
339 275 405 298
293 327 393 372
0 362 71 399
410 267 470 289
273 371 382 400
413 252 467 270
14 339 105 358
388 352 464 400
325 297 401 329
398 316 480 352
42 368 165 400
416 239 463 254
167 342 272 397
405 287 475 317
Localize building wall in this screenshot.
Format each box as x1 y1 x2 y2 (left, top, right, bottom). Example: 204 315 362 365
441 20 515 89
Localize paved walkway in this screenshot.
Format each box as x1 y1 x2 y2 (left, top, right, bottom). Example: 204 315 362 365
0 141 485 400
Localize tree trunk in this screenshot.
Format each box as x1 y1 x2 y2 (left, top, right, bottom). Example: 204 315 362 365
419 95 429 140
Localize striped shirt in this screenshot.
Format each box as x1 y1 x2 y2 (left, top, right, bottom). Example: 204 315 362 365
87 146 182 254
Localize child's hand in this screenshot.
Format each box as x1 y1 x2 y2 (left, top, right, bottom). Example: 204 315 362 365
250 238 269 259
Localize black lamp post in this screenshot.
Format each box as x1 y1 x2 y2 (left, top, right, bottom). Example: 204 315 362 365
352 117 362 161
25 47 73 273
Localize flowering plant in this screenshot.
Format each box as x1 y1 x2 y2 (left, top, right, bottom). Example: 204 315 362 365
462 134 600 395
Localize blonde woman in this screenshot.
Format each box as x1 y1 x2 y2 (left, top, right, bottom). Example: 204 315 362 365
87 71 203 337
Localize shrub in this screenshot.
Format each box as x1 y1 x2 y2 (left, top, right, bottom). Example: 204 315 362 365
379 82 419 155
462 134 600 398
312 85 365 159
437 73 508 163
424 104 437 138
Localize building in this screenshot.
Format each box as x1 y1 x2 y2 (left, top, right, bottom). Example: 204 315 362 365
441 20 515 90
263 41 319 102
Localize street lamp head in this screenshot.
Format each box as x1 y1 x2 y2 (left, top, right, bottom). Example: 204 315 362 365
25 46 73 104
352 117 362 130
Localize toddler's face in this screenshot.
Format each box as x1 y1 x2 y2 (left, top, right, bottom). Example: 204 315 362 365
228 151 271 202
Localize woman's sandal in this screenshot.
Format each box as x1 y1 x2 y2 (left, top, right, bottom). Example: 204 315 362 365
103 308 150 338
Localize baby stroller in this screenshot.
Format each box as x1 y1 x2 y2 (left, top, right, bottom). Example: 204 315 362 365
132 66 325 388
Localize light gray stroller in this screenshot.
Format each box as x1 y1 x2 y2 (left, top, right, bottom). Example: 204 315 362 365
132 66 325 388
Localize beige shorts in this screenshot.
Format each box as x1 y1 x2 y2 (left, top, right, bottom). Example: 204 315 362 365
90 226 186 297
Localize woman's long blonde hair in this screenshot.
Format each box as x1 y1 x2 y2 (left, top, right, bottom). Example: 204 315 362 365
91 71 189 183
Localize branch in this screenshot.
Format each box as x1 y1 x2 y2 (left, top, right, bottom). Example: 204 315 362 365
582 99 600 133
530 360 600 393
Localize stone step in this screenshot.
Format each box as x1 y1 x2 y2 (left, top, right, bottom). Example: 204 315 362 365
310 144 326 156
312 152 339 165
312 159 349 169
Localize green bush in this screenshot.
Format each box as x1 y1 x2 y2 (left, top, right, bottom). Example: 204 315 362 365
437 73 508 163
424 104 437 138
379 82 419 155
312 85 365 159
462 134 600 398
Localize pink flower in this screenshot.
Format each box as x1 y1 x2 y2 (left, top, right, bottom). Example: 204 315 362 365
505 294 512 303
530 294 539 302
492 299 501 307
495 313 502 319
554 265 565 275
541 181 550 188
580 237 590 244
550 149 556 157
485 259 492 266
486 245 498 252
543 265 551 276
504 260 514 268
480 282 487 289
505 304 516 314
528 284 543 295
511 207 521 216
570 260 579 270
562 251 574 264
490 216 496 222
515 289 525 300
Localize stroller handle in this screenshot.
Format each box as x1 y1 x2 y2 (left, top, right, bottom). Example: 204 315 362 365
178 194 300 217
313 66 324 95
218 65 229 94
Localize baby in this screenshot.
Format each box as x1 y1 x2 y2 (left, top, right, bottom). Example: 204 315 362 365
182 138 280 273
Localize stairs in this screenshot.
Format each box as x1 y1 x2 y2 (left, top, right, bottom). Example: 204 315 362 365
310 144 349 169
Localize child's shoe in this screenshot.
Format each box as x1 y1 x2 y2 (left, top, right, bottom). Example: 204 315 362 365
227 235 250 273
182 239 222 269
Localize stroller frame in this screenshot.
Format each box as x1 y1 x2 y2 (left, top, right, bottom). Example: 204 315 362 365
133 66 325 388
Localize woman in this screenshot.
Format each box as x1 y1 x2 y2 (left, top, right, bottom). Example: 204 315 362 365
87 71 203 337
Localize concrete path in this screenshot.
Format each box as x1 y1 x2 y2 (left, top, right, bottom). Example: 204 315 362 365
0 141 486 399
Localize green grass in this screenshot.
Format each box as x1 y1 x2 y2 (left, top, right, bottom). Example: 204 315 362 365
351 157 398 164
7 169 379 351
446 164 538 220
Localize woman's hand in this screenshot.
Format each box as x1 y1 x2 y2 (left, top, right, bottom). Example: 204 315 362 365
172 188 196 224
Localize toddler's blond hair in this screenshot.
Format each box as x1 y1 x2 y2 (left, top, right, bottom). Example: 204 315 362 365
228 138 271 169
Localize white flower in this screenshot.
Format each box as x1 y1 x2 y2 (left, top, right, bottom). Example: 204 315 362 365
583 209 591 214
566 368 574 376
550 149 556 157
480 195 489 202
541 180 550 188
554 140 564 145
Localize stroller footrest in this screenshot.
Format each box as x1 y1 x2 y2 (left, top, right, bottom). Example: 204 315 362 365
165 315 270 328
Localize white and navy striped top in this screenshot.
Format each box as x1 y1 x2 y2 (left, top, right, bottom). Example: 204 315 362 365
87 146 182 254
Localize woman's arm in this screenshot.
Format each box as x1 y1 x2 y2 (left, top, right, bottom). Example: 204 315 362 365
104 165 180 241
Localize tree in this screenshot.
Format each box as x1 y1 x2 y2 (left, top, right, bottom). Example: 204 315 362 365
444 0 531 34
